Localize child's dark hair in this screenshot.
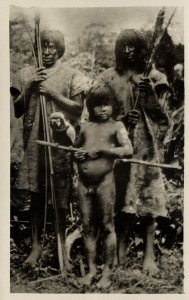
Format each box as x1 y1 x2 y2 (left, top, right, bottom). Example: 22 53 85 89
86 82 117 121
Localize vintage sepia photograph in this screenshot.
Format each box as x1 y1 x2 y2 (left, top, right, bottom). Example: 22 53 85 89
9 1 184 294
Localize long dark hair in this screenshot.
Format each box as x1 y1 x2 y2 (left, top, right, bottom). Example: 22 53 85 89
39 29 65 59
115 29 149 74
86 82 117 121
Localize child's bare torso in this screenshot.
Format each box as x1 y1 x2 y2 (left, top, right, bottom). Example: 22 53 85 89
77 120 119 183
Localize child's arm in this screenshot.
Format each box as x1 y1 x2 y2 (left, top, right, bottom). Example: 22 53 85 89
97 122 133 159
74 124 88 162
111 121 133 158
74 124 86 148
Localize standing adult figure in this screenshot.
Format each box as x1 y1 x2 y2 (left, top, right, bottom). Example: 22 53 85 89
96 29 169 275
10 29 90 269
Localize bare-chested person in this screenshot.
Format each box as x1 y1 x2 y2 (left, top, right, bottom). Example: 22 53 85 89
74 83 133 288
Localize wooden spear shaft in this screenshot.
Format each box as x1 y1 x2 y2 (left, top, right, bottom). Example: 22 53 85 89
35 140 182 170
120 159 182 170
36 140 85 152
34 16 66 277
134 8 176 110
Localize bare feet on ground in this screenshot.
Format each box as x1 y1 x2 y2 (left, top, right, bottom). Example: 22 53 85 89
96 275 112 289
143 258 159 275
78 272 96 286
23 247 41 268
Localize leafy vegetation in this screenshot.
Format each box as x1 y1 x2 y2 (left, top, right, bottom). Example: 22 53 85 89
10 9 184 294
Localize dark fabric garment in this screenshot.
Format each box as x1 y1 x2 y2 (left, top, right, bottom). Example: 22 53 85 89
11 60 90 207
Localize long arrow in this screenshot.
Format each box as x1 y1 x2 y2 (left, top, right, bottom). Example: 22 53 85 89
34 14 66 278
35 140 182 170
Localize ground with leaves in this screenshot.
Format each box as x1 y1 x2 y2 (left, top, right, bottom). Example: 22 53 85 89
10 179 183 294
10 8 184 294
10 239 183 294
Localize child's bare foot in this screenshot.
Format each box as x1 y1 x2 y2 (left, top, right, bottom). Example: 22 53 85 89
78 272 96 286
143 258 159 276
23 247 41 269
96 275 112 289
